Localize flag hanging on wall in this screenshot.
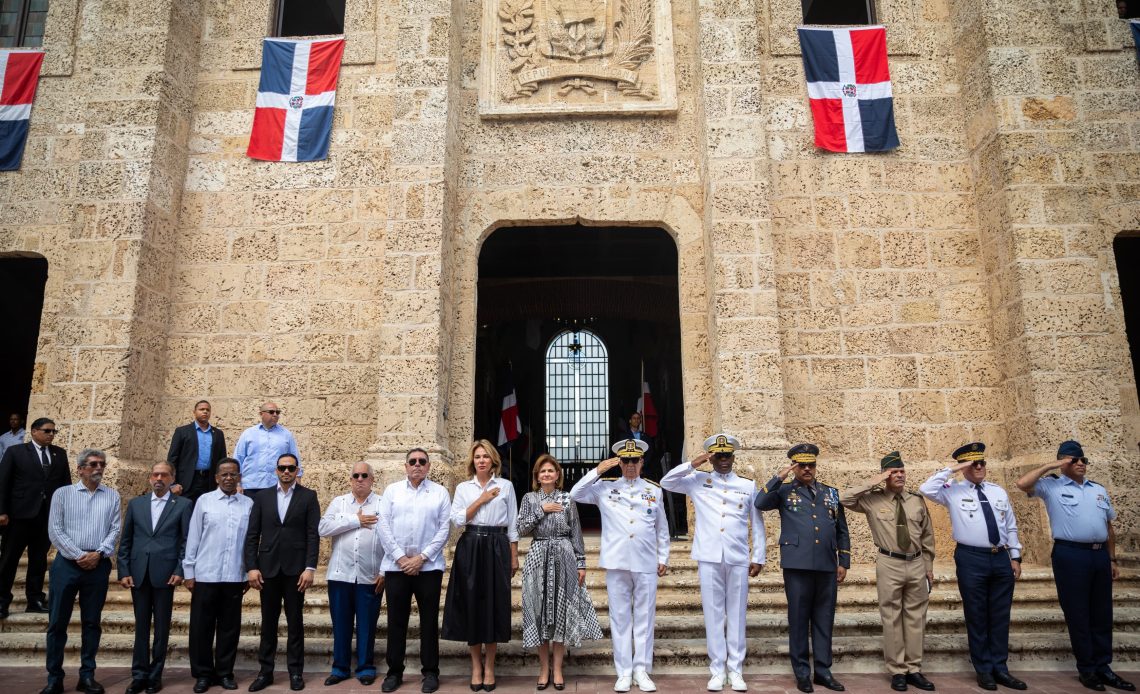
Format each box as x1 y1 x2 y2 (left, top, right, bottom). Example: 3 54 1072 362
498 365 523 447
798 25 899 153
0 49 44 171
247 36 345 162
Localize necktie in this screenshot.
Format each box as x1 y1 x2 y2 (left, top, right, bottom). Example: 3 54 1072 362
975 484 1001 546
39 446 51 475
895 494 911 551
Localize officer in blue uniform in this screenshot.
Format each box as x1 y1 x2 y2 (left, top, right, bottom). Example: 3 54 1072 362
919 442 1025 692
754 443 849 694
1015 440 1135 692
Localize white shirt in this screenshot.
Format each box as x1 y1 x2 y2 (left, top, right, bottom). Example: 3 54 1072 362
151 491 171 531
450 476 519 542
660 464 766 566
183 489 253 583
318 491 385 584
919 467 1022 558
0 428 24 459
276 483 294 523
570 469 670 573
377 478 452 573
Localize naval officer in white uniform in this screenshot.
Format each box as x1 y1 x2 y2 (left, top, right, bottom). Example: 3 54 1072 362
661 434 765 693
570 439 670 693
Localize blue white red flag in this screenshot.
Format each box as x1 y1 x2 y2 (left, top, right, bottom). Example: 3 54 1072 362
498 365 523 447
0 49 44 171
247 37 345 162
798 26 899 153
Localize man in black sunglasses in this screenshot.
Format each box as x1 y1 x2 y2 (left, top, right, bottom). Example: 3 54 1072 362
0 416 72 619
1015 441 1133 692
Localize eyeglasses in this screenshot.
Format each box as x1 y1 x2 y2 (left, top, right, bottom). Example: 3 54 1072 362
620 458 642 463
407 458 429 466
712 454 734 460
351 472 370 479
83 461 106 469
797 462 817 469
1069 457 1089 465
37 428 58 435
277 465 297 472
261 409 281 415
971 461 987 468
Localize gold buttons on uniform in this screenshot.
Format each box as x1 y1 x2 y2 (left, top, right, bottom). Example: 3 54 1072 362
815 539 820 544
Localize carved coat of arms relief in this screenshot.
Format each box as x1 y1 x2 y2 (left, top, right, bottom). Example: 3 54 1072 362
479 0 677 116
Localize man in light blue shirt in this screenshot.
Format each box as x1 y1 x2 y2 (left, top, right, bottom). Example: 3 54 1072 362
233 402 300 497
0 413 25 459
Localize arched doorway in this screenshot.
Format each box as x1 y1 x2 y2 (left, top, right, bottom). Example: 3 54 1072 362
1113 233 1140 452
0 253 48 426
473 225 687 533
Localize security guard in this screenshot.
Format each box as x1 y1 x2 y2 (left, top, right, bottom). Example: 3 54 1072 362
570 439 669 694
660 434 765 693
839 452 936 692
918 442 1025 692
754 443 849 694
1015 440 1135 692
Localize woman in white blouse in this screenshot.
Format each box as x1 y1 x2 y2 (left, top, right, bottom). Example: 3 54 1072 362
441 439 519 692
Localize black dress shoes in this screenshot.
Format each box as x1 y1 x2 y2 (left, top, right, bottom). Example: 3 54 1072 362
289 675 304 691
422 673 440 693
994 672 1027 690
1082 673 1108 691
219 677 237 691
40 683 63 694
193 678 212 694
145 680 162 694
0 605 10 619
77 677 105 694
26 598 50 613
324 675 347 686
906 673 936 691
1101 671 1138 692
795 677 814 693
813 673 845 691
977 673 998 691
124 681 148 694
382 674 403 692
891 674 907 691
359 676 375 686
247 673 273 692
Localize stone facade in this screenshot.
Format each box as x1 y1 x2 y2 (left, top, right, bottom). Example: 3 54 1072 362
1 0 1138 564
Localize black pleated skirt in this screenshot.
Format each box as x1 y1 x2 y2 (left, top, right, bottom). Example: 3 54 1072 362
441 527 512 644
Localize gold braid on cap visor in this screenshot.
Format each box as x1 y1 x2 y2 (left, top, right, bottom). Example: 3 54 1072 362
790 453 817 464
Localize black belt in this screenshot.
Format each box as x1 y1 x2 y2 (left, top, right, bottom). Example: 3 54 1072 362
879 548 922 561
958 544 1008 555
465 525 506 535
194 469 210 476
1054 539 1107 551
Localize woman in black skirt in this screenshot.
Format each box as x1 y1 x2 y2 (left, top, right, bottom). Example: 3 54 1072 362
442 439 519 691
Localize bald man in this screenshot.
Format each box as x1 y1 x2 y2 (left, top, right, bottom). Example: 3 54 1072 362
233 402 300 498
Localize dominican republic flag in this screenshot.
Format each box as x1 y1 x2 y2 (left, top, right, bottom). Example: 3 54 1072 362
497 366 523 446
798 26 899 153
637 362 658 437
247 37 345 162
0 49 44 171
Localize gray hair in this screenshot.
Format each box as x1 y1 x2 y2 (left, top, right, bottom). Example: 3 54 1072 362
77 448 106 467
352 461 374 474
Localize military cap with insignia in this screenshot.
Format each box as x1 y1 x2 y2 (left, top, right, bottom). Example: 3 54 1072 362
613 438 649 459
952 442 985 463
703 433 740 454
1057 440 1084 459
880 450 904 470
787 442 819 464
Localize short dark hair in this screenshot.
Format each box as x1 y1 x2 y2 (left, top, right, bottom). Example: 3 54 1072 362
217 457 239 471
277 453 299 465
151 461 175 475
406 447 428 461
194 400 211 409
30 417 54 431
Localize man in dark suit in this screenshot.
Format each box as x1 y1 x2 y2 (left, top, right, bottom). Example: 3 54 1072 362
166 401 227 502
244 453 319 692
0 417 71 618
117 462 193 694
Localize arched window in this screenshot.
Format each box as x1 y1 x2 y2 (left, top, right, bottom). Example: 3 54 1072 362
545 329 609 463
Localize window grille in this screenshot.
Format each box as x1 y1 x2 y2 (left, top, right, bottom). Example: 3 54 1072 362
802 0 875 24
0 0 47 48
545 329 609 465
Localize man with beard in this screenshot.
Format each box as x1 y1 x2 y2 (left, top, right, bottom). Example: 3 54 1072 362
754 443 849 694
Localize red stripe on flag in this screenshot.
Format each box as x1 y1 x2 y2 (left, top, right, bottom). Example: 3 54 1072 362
1 52 44 105
246 107 287 160
305 39 345 95
808 98 848 152
850 27 890 85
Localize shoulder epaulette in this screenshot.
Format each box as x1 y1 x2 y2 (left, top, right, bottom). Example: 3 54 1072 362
1045 473 1059 479
643 479 661 488
1088 479 1103 487
736 473 753 481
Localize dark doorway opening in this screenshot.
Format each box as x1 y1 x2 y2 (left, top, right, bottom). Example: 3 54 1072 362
474 225 687 534
1115 235 1140 409
0 254 47 425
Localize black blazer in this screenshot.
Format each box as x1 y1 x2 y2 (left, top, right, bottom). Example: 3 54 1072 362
243 484 320 578
117 492 193 587
0 442 72 519
166 423 228 494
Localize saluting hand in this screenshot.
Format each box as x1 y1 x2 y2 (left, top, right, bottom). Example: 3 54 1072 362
597 457 622 475
951 460 976 474
691 452 712 469
777 462 797 480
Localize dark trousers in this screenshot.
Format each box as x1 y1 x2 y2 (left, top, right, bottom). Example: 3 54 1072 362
0 507 50 607
1053 543 1114 673
130 579 175 682
184 470 212 502
955 545 1015 675
783 568 837 680
386 570 443 677
46 555 111 684
328 580 384 678
188 581 244 680
259 573 306 675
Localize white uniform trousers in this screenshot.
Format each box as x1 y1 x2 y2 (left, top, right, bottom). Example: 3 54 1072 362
698 560 750 677
606 569 658 676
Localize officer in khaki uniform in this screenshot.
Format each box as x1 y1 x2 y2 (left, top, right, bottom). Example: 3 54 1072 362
839 452 935 692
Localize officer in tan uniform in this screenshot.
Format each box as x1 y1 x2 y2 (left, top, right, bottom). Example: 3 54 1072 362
840 452 935 692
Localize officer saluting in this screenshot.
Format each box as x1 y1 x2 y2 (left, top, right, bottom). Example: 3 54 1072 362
1015 441 1135 693
919 443 1025 692
839 452 936 692
754 443 849 694
660 434 765 693
570 439 669 694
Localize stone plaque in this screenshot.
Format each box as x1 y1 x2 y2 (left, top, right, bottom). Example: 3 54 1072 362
478 0 677 117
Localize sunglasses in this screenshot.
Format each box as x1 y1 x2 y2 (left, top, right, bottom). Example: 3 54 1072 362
971 461 987 468
797 462 817 469
1069 457 1089 465
712 454 734 460
407 458 429 466
351 472 370 479
83 461 106 469
37 428 58 435
261 409 281 415
277 465 298 472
